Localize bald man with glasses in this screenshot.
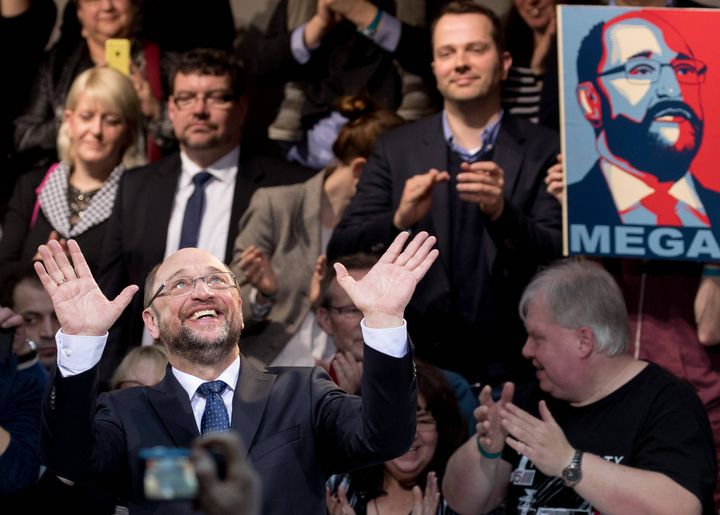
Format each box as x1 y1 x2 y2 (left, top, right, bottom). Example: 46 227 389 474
97 48 310 390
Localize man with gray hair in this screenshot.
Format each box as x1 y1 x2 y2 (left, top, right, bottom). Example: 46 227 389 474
442 259 717 514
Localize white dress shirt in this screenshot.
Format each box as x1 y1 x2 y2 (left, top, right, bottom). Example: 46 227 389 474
164 146 240 260
55 320 409 418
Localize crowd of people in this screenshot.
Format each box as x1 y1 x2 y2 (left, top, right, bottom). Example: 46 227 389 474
1 0 720 514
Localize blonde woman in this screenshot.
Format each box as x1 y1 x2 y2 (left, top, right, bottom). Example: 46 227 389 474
0 66 144 291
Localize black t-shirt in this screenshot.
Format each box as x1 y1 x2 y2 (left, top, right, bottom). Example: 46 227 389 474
504 363 717 514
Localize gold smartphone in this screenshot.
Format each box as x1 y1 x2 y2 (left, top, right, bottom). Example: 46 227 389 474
105 38 131 76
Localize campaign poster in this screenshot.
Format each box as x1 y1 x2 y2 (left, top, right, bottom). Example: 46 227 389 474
559 5 720 261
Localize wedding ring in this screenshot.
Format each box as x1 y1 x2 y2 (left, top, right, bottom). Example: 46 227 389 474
56 279 66 286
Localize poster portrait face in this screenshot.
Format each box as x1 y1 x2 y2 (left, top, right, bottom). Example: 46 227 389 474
578 13 705 183
561 6 720 261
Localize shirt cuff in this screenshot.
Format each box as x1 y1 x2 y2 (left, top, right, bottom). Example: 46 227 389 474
56 330 107 377
360 318 407 358
291 24 312 64
369 12 401 52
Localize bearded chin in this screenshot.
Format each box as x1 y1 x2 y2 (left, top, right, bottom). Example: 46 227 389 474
603 106 703 183
164 321 241 366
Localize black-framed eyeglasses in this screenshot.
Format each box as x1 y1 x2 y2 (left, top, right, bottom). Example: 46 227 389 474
172 90 237 110
597 57 707 85
327 305 363 318
147 272 237 307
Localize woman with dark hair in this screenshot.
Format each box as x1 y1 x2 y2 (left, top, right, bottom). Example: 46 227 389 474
327 359 467 515
230 95 404 367
502 0 557 123
13 0 172 169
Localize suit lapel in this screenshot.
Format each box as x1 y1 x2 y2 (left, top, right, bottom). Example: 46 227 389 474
225 154 263 262
233 356 277 454
148 154 182 265
483 117 526 267
147 367 199 447
422 115 452 268
493 116 525 200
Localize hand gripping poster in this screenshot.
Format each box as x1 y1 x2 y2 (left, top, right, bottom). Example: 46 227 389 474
560 5 720 261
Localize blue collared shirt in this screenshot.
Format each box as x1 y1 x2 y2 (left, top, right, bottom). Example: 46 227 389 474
441 110 504 163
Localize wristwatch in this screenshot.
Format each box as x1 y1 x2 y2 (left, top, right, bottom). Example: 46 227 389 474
561 449 584 487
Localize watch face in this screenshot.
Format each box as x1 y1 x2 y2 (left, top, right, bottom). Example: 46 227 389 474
563 464 581 483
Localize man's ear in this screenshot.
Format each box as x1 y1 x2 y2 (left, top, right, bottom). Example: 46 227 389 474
316 307 334 337
577 326 595 358
501 50 512 81
349 157 367 179
142 308 161 340
577 82 602 128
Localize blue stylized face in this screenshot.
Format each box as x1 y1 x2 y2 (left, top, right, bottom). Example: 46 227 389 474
595 16 705 181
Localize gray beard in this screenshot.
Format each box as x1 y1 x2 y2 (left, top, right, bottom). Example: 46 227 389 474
163 321 240 366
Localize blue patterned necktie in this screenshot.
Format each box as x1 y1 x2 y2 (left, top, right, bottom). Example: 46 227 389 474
197 380 230 434
179 171 213 249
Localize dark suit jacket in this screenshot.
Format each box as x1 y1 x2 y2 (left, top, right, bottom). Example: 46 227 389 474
41 347 416 515
327 113 561 382
97 152 310 387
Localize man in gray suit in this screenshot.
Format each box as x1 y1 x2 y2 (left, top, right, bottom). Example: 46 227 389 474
35 230 437 514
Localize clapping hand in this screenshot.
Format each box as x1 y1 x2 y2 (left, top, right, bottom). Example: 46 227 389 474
500 400 574 478
237 246 278 300
457 161 505 220
33 239 138 336
475 382 515 458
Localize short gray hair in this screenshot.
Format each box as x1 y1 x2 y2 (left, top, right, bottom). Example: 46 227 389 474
519 260 630 357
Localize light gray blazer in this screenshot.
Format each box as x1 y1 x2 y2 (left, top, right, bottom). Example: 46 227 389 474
230 171 325 364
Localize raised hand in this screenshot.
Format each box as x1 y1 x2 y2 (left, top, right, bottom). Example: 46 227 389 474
500 400 574 478
334 231 438 328
457 161 505 220
475 382 514 457
411 471 440 515
325 482 356 515
130 65 161 120
326 0 376 28
237 246 278 299
545 153 564 204
393 169 450 230
33 239 138 336
309 254 327 307
0 306 30 357
531 14 556 75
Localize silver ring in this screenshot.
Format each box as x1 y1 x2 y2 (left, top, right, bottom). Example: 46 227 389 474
26 339 37 352
56 279 66 286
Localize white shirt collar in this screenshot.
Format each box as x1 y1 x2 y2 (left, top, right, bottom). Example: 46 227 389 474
597 132 704 212
179 146 240 187
172 355 240 402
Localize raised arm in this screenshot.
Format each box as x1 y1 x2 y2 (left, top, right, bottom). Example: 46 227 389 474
34 239 137 336
443 383 514 514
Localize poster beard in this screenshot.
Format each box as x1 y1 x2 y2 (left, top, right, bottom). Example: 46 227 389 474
163 319 241 366
602 99 703 183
